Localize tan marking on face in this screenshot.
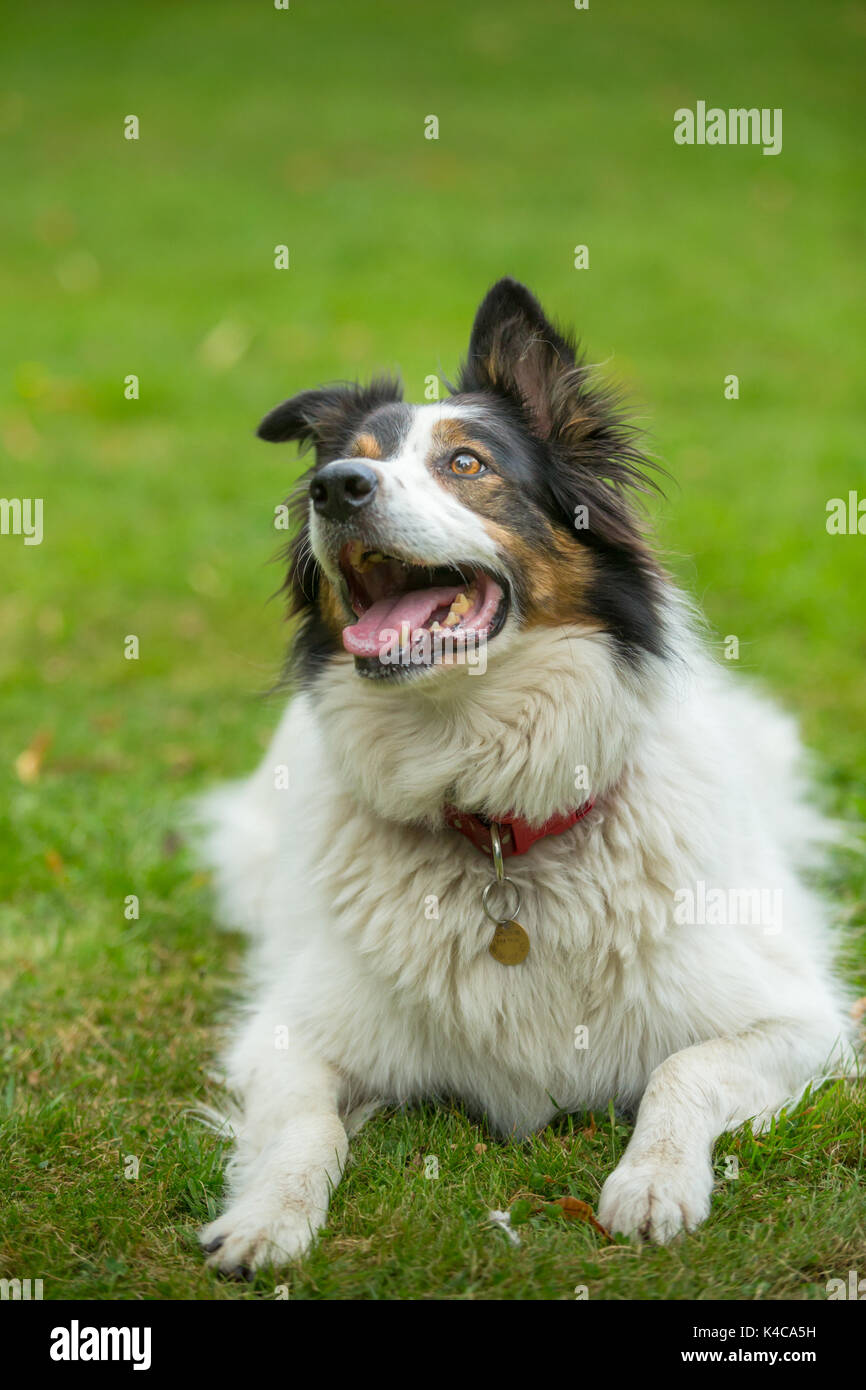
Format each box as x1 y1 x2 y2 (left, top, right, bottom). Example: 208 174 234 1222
429 420 494 479
430 418 478 455
480 516 597 627
351 432 383 460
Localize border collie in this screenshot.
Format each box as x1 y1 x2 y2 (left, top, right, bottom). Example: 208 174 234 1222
196 278 854 1274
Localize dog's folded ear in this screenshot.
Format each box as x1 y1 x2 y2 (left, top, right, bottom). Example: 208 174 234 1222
458 278 577 439
257 378 403 459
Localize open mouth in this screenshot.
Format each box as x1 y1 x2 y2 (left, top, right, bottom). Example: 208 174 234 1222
338 541 508 668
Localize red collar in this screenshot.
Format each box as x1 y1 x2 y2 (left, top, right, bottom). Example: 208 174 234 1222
443 799 595 858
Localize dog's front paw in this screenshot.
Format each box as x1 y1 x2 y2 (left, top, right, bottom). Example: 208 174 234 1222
200 1196 324 1275
598 1154 713 1244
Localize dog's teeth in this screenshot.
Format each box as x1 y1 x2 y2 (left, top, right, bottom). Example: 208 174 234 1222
346 544 387 573
442 591 472 628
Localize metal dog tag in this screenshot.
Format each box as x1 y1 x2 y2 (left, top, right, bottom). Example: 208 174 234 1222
488 919 530 966
482 823 530 965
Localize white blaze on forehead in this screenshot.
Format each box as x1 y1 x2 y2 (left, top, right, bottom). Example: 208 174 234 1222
368 402 499 568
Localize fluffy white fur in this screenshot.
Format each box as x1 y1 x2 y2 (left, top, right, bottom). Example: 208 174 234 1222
196 600 855 1271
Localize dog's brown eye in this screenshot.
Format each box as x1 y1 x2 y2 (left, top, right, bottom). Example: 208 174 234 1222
450 452 485 476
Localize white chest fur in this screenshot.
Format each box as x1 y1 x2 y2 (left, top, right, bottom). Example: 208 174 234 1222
198 621 849 1138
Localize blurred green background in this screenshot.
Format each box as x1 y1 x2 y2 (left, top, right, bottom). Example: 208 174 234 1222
0 0 863 1300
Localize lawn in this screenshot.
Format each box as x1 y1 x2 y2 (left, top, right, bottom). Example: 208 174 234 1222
1 0 864 1300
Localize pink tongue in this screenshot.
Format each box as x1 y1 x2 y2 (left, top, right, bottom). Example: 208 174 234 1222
342 585 460 657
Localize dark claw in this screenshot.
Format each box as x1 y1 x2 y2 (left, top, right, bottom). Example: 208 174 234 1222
201 1235 225 1253
224 1264 253 1283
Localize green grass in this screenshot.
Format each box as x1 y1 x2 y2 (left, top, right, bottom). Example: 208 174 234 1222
1 0 864 1300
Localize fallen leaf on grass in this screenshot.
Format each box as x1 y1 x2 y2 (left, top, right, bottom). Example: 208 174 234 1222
508 1190 611 1239
546 1196 611 1238
162 831 183 858
15 729 52 784
50 756 126 775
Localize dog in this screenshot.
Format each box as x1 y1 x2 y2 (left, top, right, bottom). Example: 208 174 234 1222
196 277 855 1274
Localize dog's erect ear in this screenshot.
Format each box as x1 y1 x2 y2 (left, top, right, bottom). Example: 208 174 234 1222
257 377 403 459
460 279 662 553
457 278 577 438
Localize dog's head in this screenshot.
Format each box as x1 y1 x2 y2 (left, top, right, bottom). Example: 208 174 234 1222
260 278 664 685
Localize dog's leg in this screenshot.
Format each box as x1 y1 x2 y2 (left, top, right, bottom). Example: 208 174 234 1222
598 1018 845 1243
200 1031 347 1275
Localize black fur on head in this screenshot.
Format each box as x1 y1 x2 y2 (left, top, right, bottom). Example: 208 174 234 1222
260 377 404 680
453 278 665 659
257 376 403 460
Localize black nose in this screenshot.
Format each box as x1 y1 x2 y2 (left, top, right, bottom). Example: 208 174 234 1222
309 461 378 521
